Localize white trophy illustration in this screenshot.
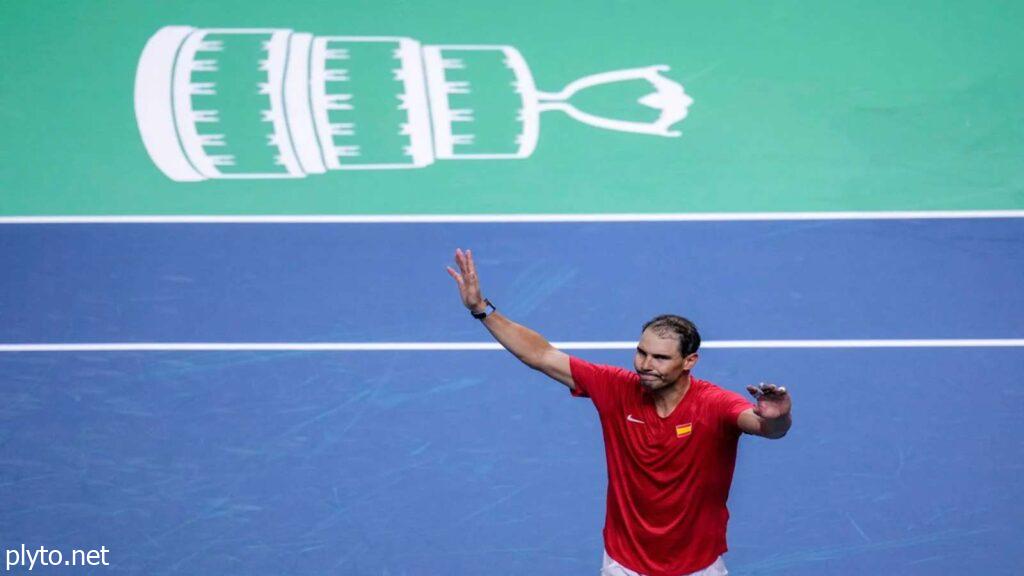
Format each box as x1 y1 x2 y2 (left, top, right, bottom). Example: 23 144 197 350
135 26 694 181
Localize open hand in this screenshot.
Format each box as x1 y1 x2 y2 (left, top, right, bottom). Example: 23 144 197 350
746 383 792 420
446 248 486 313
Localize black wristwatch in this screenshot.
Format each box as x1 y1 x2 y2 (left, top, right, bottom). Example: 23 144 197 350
471 299 496 320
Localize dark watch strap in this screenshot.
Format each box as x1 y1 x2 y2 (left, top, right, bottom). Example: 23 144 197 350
471 299 496 320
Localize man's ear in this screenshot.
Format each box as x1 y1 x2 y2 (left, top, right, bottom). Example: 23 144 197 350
683 352 699 370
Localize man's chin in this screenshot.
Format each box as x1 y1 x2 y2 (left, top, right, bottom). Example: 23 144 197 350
639 377 662 389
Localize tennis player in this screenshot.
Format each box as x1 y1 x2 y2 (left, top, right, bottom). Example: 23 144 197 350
447 248 792 576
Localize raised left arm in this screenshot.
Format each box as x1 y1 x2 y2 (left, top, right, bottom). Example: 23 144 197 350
737 383 792 439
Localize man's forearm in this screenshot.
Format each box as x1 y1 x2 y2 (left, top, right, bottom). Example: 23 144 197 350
479 311 555 369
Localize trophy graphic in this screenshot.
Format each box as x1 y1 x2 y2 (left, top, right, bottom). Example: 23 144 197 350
135 27 694 181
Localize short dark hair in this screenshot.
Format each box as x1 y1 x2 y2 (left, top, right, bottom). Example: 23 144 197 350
641 315 701 357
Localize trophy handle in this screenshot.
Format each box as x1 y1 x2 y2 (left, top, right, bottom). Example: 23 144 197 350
536 65 692 137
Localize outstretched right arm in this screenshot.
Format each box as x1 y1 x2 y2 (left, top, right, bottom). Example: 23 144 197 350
446 248 575 390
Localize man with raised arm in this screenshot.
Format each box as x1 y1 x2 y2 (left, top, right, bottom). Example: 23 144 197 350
446 248 792 576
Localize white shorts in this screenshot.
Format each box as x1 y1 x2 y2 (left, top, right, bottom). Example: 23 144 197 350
600 550 728 576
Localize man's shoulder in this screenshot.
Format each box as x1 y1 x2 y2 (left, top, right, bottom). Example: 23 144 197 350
568 357 638 403
570 356 638 385
691 377 754 419
692 377 746 402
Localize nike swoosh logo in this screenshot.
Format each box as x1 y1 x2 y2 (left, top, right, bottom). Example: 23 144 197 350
626 414 646 424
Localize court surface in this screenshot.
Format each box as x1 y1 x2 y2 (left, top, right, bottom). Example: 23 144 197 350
2 218 1023 575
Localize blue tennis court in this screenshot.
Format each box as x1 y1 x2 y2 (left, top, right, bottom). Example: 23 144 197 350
2 218 1022 574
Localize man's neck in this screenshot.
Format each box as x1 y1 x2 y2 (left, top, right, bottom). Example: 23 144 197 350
651 373 692 418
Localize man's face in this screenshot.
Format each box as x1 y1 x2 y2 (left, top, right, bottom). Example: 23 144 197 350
633 329 698 391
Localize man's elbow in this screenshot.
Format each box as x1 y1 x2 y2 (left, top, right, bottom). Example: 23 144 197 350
520 345 557 371
518 351 545 370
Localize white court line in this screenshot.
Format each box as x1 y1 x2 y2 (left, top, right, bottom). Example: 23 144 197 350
2 210 1024 224
1 339 1023 352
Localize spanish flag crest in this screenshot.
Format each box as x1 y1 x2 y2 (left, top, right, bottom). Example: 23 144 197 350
675 423 693 438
